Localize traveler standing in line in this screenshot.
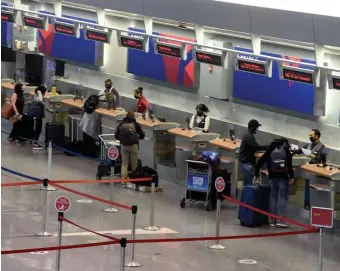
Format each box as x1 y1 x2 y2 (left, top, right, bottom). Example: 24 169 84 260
8 83 25 145
103 79 120 109
238 119 268 186
32 85 47 149
189 104 210 132
253 138 294 228
115 111 145 179
134 87 149 114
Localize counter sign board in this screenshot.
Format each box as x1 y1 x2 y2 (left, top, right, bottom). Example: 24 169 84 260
119 36 145 51
155 41 185 59
1 11 14 23
23 15 46 30
107 146 119 160
311 207 333 228
327 74 340 90
53 22 77 37
85 28 111 43
55 196 71 213
279 66 314 85
215 177 225 192
193 49 224 67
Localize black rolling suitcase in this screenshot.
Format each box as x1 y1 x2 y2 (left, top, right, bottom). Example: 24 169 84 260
21 114 35 142
45 121 65 146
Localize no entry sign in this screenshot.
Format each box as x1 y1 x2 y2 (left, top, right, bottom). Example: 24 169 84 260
55 196 71 213
311 207 334 228
107 146 119 160
215 177 225 192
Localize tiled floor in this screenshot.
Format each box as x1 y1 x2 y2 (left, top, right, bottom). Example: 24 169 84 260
2 132 340 271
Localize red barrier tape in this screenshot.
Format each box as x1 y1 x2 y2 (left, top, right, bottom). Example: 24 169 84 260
60 216 119 242
1 181 42 187
1 240 119 255
127 229 317 244
222 194 316 230
49 182 132 211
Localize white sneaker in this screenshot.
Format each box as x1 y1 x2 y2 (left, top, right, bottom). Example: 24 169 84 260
276 220 290 228
33 143 43 150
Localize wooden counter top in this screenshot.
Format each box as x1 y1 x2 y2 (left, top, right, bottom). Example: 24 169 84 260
95 107 126 118
168 127 200 138
2 82 37 91
62 99 84 110
301 164 340 180
209 138 241 151
29 91 58 99
136 118 179 128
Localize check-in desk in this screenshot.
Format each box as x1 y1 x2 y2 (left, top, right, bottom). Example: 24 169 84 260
137 118 180 170
62 99 85 142
95 108 126 134
1 82 37 99
168 127 220 185
209 139 241 197
301 164 340 233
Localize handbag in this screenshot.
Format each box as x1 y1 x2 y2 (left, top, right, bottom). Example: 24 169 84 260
1 102 14 120
27 101 45 118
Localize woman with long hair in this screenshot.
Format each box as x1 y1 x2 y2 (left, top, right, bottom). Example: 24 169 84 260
8 83 25 145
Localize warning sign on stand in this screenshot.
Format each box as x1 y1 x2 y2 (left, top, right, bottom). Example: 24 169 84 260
107 146 119 160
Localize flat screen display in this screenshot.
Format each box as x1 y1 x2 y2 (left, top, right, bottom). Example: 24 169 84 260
282 67 314 85
332 77 340 90
86 29 109 43
195 51 223 66
23 16 44 29
54 22 75 36
1 11 13 23
237 59 266 75
156 43 182 58
120 36 144 51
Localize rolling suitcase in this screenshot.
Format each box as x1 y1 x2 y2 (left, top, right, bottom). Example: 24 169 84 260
238 184 270 227
45 121 65 146
21 114 34 142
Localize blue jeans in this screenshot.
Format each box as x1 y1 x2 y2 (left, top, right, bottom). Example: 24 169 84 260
270 179 289 219
239 163 255 187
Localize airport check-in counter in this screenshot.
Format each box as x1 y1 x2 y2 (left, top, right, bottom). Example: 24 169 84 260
1 82 37 100
62 99 84 142
95 107 127 134
209 139 241 197
168 127 220 185
137 118 180 170
301 164 340 233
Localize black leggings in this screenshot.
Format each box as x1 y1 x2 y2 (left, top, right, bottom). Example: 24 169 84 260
82 132 97 157
33 118 42 142
9 121 24 142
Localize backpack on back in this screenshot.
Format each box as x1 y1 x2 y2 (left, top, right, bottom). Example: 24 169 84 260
84 95 100 114
119 122 139 145
270 146 287 172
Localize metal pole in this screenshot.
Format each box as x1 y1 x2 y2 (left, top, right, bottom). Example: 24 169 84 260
55 212 64 271
125 205 141 267
41 141 56 191
102 167 119 213
143 176 160 231
35 179 52 236
208 195 226 250
120 238 127 271
318 227 324 271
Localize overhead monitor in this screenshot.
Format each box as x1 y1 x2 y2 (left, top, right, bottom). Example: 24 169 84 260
53 21 80 38
279 65 314 85
235 57 272 77
118 35 145 51
193 48 227 67
22 14 48 30
1 10 14 23
327 74 340 90
84 27 111 43
154 40 187 60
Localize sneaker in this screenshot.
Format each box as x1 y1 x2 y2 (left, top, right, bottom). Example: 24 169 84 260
269 220 276 227
7 138 15 145
33 143 43 150
276 220 290 228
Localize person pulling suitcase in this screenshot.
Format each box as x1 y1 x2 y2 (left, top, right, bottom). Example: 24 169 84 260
253 137 294 228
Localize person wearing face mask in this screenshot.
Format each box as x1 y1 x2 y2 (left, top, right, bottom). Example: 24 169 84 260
104 79 120 109
134 87 150 114
189 104 210 132
238 119 268 186
292 129 326 164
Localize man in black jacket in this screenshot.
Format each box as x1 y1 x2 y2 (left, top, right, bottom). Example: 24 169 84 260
238 119 268 186
253 138 294 228
115 111 145 179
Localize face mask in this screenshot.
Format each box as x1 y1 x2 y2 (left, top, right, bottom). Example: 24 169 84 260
197 111 203 117
105 84 111 89
134 95 139 99
250 127 257 134
310 137 315 143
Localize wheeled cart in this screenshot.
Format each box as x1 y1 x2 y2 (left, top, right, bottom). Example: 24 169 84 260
180 160 213 211
96 134 121 180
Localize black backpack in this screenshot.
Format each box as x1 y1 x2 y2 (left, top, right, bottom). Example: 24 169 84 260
84 95 100 114
270 146 287 172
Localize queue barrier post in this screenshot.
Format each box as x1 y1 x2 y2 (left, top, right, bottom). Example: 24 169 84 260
35 178 52 236
318 227 324 271
125 205 141 267
41 141 56 191
120 238 127 271
102 168 119 213
208 193 226 250
55 212 64 271
143 175 160 231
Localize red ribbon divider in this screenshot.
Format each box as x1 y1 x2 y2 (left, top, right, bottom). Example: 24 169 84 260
1 240 119 255
60 216 119 241
49 182 132 211
128 228 317 244
50 177 152 185
1 181 42 187
222 194 316 230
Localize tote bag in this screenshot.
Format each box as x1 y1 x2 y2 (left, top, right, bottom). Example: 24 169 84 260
1 102 14 120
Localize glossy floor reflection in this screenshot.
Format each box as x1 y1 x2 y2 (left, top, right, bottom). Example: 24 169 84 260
2 133 340 271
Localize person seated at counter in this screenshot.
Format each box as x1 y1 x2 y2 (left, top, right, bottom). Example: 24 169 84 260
291 129 326 164
134 87 150 114
115 111 145 179
189 103 210 132
253 137 294 228
103 79 120 109
239 119 268 186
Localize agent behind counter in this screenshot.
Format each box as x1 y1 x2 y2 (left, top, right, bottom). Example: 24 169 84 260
189 104 210 132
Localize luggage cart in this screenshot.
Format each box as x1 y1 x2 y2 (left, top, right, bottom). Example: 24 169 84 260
96 134 121 180
180 160 213 211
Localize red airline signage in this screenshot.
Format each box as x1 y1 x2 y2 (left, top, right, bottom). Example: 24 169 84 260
54 22 75 36
332 77 340 90
156 42 182 58
311 207 333 228
237 59 267 75
120 36 144 51
1 11 14 23
86 29 109 43
23 16 45 29
195 51 223 66
282 67 314 85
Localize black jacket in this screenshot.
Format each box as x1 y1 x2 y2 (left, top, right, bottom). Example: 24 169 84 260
239 130 268 165
115 117 145 145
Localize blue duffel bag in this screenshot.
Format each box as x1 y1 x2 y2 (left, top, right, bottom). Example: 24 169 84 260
27 101 45 118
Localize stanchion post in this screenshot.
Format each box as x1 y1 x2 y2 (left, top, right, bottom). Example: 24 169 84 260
35 178 52 236
208 193 226 250
120 238 127 271
125 205 141 267
143 175 160 231
41 141 56 191
102 168 119 213
318 227 324 271
55 212 64 271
